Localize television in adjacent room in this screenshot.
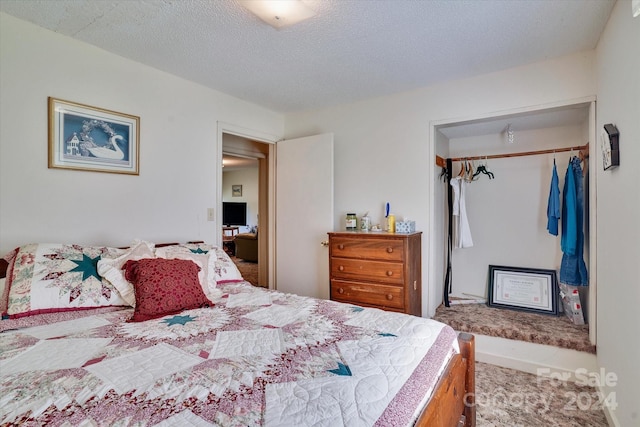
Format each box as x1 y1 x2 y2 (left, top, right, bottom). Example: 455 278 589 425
222 202 247 226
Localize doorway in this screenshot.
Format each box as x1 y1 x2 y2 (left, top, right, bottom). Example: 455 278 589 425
221 152 260 283
218 123 277 289
217 125 334 296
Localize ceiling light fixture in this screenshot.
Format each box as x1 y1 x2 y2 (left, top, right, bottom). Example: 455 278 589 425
507 124 515 144
239 0 316 29
633 0 640 18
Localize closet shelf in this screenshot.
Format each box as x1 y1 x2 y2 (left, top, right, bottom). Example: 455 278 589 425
435 143 589 168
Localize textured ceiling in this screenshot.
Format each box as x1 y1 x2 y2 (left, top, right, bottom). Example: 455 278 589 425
0 0 615 113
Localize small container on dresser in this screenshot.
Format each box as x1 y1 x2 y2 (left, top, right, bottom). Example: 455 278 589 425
328 231 422 316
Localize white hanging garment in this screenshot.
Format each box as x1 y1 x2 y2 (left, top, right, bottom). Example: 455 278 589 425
450 176 474 248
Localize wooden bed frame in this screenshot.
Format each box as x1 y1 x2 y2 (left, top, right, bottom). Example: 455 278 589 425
416 332 476 427
0 247 476 427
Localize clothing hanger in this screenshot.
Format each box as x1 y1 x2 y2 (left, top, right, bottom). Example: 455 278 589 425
578 148 588 176
472 160 484 178
465 159 475 182
578 148 587 163
472 165 484 178
472 157 495 179
439 166 448 182
471 159 482 181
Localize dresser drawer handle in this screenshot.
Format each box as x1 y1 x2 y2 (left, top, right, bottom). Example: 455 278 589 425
386 270 393 276
338 265 345 271
338 244 344 250
338 287 345 294
386 247 393 253
386 294 393 300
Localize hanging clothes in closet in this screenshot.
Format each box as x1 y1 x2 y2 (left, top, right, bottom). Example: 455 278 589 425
560 156 588 286
546 159 561 236
450 173 473 248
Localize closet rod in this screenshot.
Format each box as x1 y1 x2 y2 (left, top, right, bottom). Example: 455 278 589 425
435 143 589 168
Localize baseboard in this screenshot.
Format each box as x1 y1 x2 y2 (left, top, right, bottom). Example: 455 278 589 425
469 333 620 426
597 384 620 427
473 334 597 382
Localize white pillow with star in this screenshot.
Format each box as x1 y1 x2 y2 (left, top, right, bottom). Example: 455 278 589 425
97 240 156 307
154 246 221 300
158 244 243 283
3 243 128 318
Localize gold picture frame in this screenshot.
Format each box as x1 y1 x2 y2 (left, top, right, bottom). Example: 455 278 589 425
48 97 140 175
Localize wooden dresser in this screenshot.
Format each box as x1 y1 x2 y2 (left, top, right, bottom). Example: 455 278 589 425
328 231 422 316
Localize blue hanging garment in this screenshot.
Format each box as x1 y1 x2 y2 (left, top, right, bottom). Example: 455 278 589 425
559 157 588 286
546 162 561 236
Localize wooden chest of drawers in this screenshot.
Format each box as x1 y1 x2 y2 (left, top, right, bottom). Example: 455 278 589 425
328 231 422 316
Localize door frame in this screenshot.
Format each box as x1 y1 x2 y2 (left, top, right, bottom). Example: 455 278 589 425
217 121 278 288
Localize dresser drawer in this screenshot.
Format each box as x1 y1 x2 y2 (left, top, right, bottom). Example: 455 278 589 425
330 258 404 285
328 231 422 316
331 280 404 310
330 237 405 261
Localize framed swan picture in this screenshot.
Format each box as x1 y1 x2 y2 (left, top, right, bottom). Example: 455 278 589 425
48 97 140 175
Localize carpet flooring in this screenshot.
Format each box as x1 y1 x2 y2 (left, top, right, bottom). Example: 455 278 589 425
476 362 609 426
230 256 261 287
435 302 605 425
434 302 594 353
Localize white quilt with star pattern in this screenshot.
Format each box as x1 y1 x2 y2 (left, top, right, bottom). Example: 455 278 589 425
0 281 458 426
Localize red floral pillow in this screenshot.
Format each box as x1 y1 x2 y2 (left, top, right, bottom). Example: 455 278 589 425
123 258 213 322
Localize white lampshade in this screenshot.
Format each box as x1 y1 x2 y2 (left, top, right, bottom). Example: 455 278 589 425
240 0 316 29
633 0 640 18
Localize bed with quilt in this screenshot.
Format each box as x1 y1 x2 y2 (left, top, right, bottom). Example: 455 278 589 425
0 241 475 426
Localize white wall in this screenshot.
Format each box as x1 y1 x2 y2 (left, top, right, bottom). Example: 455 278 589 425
447 124 586 300
0 13 283 253
595 1 640 425
284 51 596 317
222 167 259 233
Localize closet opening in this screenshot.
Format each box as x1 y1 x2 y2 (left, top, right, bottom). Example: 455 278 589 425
428 98 597 353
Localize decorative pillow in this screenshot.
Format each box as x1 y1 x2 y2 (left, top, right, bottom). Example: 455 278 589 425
158 243 243 284
123 258 213 322
3 243 127 318
97 240 156 307
1 248 18 316
159 242 216 255
211 246 244 283
154 247 220 300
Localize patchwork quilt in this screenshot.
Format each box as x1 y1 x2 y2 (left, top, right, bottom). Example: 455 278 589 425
0 282 457 426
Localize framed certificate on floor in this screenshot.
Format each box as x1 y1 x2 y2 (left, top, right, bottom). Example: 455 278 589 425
487 265 559 315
